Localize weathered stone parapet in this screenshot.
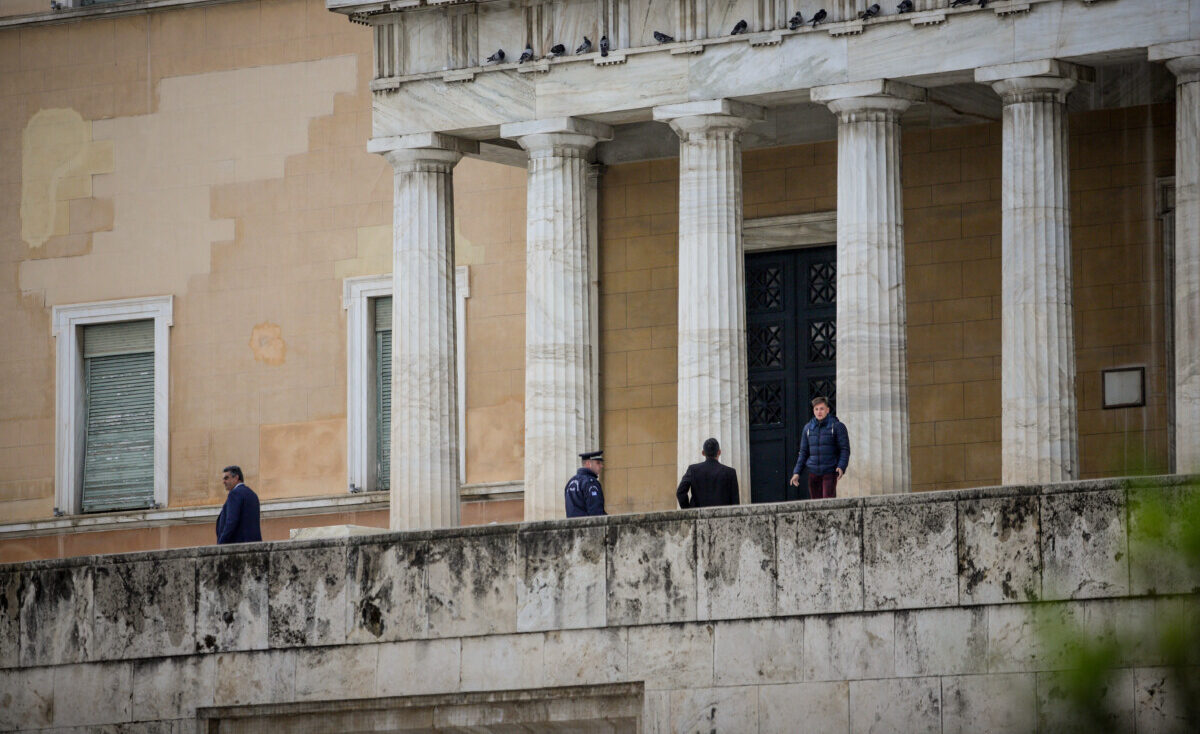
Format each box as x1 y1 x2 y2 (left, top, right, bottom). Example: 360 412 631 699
0 476 1196 730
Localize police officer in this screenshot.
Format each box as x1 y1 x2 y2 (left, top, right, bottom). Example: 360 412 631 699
565 450 606 518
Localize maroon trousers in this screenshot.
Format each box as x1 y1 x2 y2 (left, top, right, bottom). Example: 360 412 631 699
808 473 838 500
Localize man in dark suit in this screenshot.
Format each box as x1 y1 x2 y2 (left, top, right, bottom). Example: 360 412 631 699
216 465 262 544
676 438 740 509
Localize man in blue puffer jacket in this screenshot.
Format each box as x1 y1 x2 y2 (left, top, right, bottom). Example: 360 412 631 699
789 396 850 499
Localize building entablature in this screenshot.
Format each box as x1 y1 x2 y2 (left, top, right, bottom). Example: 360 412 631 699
330 0 1194 147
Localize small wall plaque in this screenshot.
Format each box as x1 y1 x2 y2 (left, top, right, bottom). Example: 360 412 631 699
1102 366 1145 409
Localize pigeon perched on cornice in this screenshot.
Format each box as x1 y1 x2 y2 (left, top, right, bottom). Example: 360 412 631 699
810 8 827 27
859 3 880 19
576 37 592 54
653 31 675 43
600 35 610 56
486 49 505 64
978 0 989 7
897 0 913 12
731 19 748 35
788 11 805 29
518 44 534 63
546 43 566 58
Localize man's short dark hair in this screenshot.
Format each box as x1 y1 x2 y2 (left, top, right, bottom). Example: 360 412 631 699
811 396 829 408
702 438 720 457
223 465 244 482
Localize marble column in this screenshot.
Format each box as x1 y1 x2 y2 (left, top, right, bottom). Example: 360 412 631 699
812 80 924 496
369 134 476 530
977 60 1090 484
1151 44 1200 474
500 118 612 521
653 99 762 502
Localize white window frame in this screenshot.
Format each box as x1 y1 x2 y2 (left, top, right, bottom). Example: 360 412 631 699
344 269 469 493
52 295 173 515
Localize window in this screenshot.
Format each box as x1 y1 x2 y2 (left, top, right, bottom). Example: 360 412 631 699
52 296 172 515
343 272 469 493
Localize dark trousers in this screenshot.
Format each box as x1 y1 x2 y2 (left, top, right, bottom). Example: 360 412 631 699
808 473 838 499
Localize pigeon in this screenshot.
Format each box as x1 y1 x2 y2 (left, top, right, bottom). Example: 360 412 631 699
810 8 827 27
546 43 566 58
788 11 805 29
518 44 534 63
485 49 506 64
576 36 592 54
653 31 675 43
600 35 610 57
950 0 972 6
896 0 913 12
731 19 748 35
859 3 880 18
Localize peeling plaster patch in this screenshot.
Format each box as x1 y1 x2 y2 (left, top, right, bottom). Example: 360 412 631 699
258 419 346 499
249 322 286 366
20 108 114 251
19 55 358 305
333 225 391 280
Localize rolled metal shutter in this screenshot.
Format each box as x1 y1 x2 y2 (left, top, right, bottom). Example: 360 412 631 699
81 320 156 512
375 297 392 491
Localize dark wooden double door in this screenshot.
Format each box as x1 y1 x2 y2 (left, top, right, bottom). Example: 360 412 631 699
746 246 836 503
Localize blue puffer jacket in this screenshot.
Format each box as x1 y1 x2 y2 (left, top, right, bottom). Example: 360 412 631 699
792 415 850 476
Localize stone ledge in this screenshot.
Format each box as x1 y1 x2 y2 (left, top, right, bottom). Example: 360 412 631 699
0 0 241 28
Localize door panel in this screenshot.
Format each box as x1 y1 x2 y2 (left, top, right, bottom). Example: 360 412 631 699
746 246 836 503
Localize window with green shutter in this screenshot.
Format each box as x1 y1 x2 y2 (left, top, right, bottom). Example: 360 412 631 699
81 320 156 512
375 296 392 491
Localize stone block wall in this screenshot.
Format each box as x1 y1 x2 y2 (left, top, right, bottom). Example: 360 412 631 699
1 476 1196 731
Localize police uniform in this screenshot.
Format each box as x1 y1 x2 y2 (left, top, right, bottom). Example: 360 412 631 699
565 450 606 518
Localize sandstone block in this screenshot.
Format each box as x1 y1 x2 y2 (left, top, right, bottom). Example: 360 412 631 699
20 565 93 666
347 539 427 643
958 493 1041 604
0 666 53 730
1127 484 1200 596
803 612 894 682
642 690 671 734
1041 489 1129 600
1134 666 1194 734
758 681 849 733
268 545 348 647
294 645 378 701
460 633 544 691
1037 667 1135 733
93 558 196 660
53 661 132 727
195 551 269 653
848 676 941 734
627 623 713 690
669 685 758 732
375 638 462 697
607 519 697 625
985 603 1044 673
213 649 296 707
863 499 957 610
0 572 19 669
426 531 518 637
697 514 776 620
713 617 804 686
517 526 606 632
777 506 864 615
131 655 215 721
542 627 628 687
895 607 987 676
941 673 1036 734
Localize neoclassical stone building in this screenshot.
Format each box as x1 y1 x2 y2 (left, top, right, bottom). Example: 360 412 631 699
325 0 1199 529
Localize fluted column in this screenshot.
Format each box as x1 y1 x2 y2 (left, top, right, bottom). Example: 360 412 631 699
1151 44 1200 473
654 99 762 503
812 79 924 496
500 118 612 521
369 134 476 530
977 60 1090 484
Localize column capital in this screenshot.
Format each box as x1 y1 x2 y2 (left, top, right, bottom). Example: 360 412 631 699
1150 43 1200 83
368 133 478 170
976 59 1094 102
653 99 764 138
811 78 926 116
500 117 613 156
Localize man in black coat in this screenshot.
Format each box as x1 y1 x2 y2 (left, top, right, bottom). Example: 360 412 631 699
216 465 262 544
676 438 740 509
